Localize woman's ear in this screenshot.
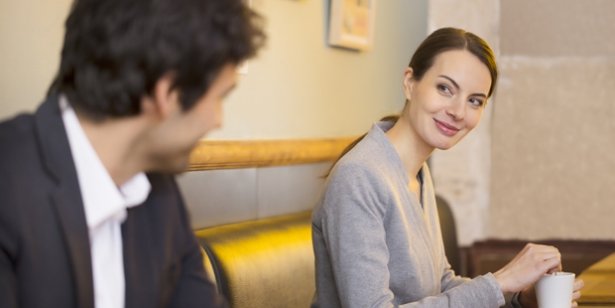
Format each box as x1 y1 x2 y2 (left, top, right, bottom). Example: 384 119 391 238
402 67 415 101
142 73 180 119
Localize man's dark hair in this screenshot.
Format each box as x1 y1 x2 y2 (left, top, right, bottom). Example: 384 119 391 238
50 0 265 120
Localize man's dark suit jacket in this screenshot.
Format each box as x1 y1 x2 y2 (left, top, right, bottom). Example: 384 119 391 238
0 95 225 308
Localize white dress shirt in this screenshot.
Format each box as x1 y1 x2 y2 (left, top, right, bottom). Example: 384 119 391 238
60 97 151 308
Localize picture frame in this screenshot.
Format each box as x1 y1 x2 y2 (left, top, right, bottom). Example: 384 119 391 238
328 0 376 51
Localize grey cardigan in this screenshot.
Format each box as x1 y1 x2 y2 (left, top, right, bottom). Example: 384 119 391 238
311 121 506 308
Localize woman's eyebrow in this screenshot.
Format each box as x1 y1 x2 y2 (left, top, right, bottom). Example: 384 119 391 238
438 75 459 90
438 74 487 98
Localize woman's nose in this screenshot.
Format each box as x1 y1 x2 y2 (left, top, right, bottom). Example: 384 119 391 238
445 98 465 120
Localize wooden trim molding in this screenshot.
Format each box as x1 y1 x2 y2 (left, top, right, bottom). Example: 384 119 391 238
187 137 356 171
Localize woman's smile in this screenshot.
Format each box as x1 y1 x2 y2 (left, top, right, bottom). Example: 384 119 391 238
433 118 460 137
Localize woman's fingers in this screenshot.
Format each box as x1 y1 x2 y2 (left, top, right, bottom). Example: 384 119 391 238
525 244 561 270
572 278 584 303
573 278 585 292
543 255 562 274
542 245 562 274
572 290 582 300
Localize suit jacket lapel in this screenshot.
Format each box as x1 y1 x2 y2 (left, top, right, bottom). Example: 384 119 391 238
34 95 95 308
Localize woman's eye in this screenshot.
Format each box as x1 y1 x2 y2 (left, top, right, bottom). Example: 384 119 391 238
437 84 451 95
469 98 484 107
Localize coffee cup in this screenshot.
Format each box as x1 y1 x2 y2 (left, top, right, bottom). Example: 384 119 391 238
535 272 575 308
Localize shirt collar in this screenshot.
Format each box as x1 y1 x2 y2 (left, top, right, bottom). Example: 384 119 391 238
59 96 151 229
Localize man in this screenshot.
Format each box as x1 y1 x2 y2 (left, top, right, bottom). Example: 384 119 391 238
0 0 265 307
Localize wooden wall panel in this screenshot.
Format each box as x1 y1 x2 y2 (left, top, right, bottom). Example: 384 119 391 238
187 137 356 171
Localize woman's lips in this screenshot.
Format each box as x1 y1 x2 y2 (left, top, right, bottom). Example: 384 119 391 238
434 118 460 137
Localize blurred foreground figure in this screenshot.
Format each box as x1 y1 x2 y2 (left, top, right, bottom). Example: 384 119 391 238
0 0 264 307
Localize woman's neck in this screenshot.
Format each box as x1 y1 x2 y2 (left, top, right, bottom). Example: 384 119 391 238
384 116 434 181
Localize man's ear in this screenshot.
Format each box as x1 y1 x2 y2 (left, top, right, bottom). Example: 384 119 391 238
402 67 415 101
142 73 179 119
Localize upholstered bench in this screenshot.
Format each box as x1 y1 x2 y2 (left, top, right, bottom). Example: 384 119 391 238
195 211 314 308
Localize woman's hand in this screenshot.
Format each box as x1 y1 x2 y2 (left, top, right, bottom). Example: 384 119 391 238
571 278 585 307
493 243 561 293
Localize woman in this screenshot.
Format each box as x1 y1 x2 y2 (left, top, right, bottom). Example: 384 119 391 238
311 27 583 307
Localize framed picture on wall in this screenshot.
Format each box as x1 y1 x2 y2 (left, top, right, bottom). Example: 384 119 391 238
328 0 376 51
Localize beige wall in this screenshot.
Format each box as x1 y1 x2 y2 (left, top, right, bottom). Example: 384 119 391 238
3 1 613 239
0 0 71 118
0 0 428 141
489 0 615 240
209 0 427 140
0 1 428 227
180 0 429 227
179 0 426 227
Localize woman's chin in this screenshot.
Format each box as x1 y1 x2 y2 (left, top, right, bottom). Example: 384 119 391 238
432 140 458 151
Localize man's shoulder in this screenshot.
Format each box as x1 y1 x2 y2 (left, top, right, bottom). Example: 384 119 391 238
0 113 36 140
0 113 38 165
0 113 48 212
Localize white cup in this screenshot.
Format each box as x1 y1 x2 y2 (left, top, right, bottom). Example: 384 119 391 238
535 272 575 308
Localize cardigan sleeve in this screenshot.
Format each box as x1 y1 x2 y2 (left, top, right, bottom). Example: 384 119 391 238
400 273 505 307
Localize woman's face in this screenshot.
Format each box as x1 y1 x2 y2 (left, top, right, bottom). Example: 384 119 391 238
403 49 492 151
